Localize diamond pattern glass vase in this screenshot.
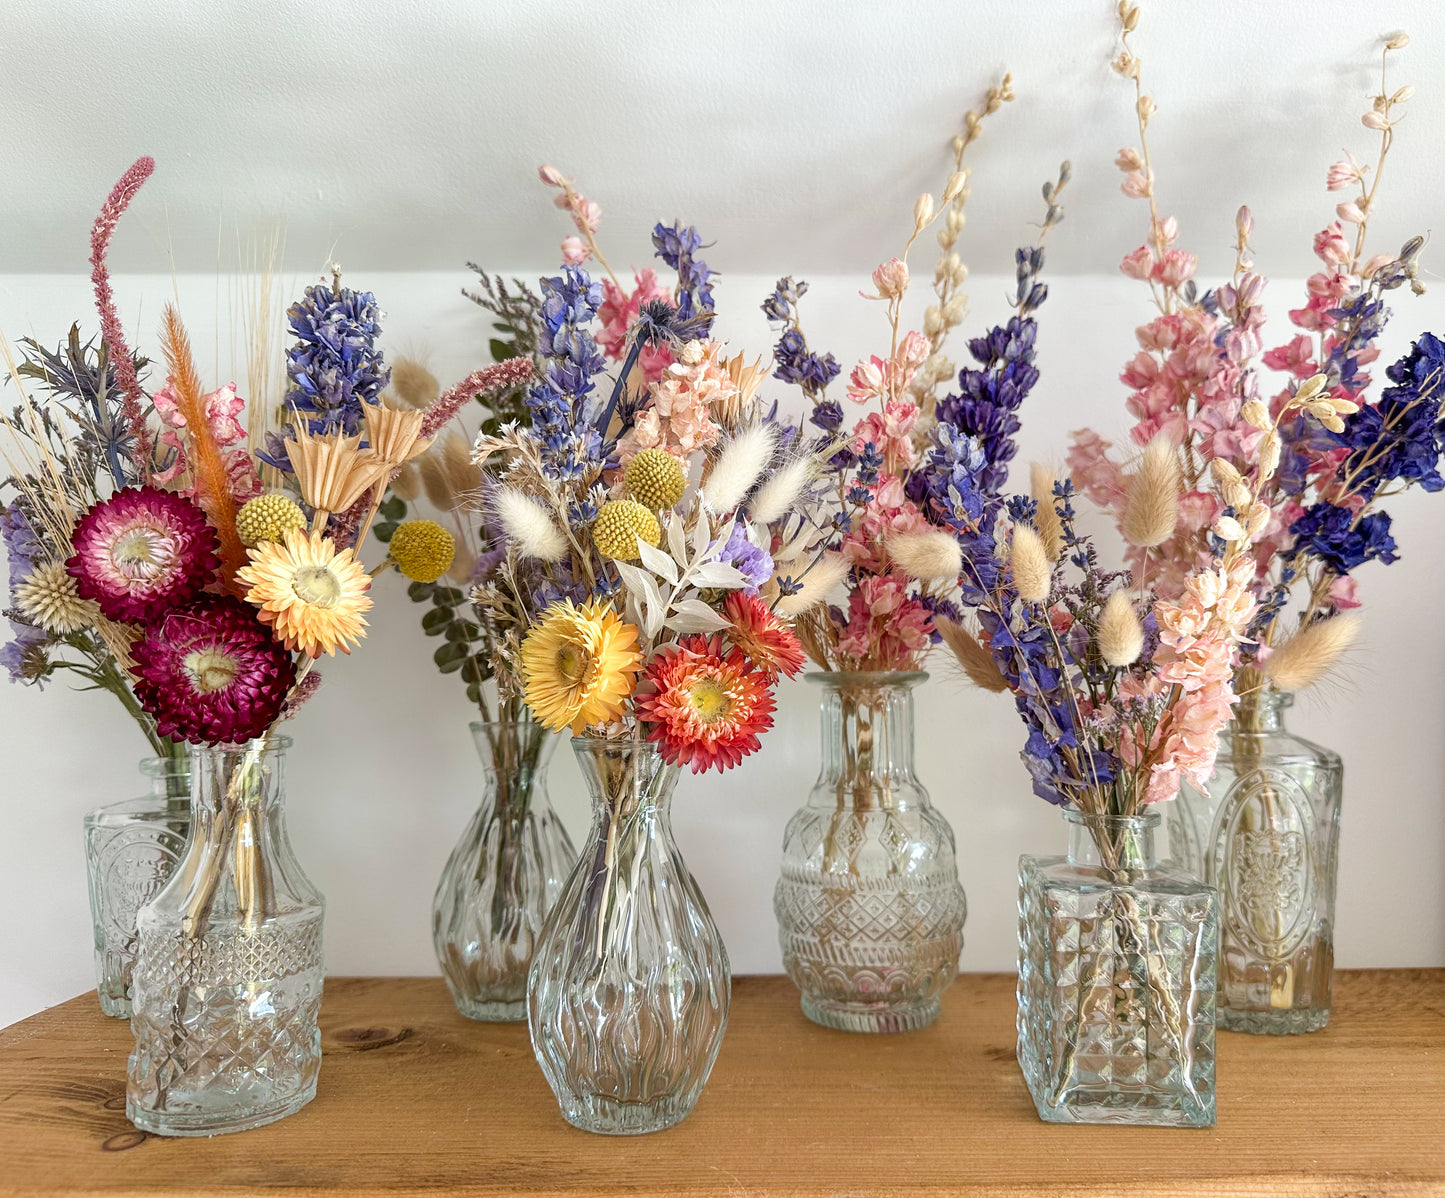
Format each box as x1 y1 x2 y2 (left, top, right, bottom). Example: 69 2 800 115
84 747 190 1017
432 718 575 1021
1170 690 1342 1034
1017 809 1218 1128
527 738 729 1135
775 671 966 1032
127 736 324 1137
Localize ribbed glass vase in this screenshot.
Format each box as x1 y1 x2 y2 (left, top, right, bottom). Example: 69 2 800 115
1017 809 1218 1128
774 671 966 1032
84 746 190 1017
127 736 324 1136
432 718 574 1021
527 737 730 1135
1170 689 1342 1034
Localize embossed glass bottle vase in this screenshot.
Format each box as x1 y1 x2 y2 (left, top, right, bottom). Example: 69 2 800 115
84 746 190 1017
1017 810 1218 1128
528 738 730 1135
433 717 575 1021
775 671 966 1032
128 736 324 1136
1172 689 1341 1034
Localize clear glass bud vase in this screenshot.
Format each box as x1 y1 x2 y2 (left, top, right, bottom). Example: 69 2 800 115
774 671 966 1032
1170 690 1342 1034
527 738 730 1135
1017 810 1218 1127
432 718 575 1021
127 736 324 1136
84 746 191 1017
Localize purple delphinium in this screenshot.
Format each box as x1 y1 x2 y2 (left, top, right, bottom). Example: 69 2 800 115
524 266 608 481
761 278 840 401
714 522 774 593
1333 331 1445 498
1289 502 1398 574
653 222 715 333
0 503 52 686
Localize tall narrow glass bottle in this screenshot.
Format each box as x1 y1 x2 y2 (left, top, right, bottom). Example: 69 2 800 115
774 671 967 1033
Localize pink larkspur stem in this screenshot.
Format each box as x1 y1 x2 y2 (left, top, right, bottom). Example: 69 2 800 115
419 357 535 439
90 157 156 479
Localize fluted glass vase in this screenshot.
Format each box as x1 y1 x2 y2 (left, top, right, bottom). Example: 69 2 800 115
84 746 190 1017
774 671 966 1032
528 737 730 1135
1170 689 1342 1034
1017 810 1218 1128
127 736 324 1136
432 718 575 1021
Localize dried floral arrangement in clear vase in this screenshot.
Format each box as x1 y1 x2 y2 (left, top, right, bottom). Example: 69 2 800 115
760 75 1072 1033
1069 2 1440 1034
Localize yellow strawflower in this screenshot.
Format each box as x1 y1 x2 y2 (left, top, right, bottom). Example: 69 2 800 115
520 598 641 734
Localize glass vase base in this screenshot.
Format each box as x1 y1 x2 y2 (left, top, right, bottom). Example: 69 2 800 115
555 1092 698 1136
1024 1080 1213 1128
98 992 131 1019
450 995 526 1022
800 994 940 1034
126 1083 316 1138
1220 1006 1328 1035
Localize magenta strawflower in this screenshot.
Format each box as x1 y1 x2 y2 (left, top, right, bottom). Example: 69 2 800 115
129 595 296 744
67 487 219 622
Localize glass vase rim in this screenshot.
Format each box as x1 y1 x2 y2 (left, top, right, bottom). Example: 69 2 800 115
569 734 662 759
1250 688 1295 709
805 669 928 688
139 754 192 778
191 733 295 755
468 716 546 735
1061 808 1162 830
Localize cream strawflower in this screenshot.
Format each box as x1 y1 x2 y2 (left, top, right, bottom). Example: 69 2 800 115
237 527 373 656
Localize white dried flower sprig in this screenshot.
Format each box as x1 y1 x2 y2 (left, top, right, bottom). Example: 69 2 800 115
612 512 750 644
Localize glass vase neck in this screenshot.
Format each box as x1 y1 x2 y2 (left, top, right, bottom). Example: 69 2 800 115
1064 809 1160 873
469 719 555 774
141 750 192 802
1233 689 1293 735
810 671 924 810
188 737 292 816
572 737 677 819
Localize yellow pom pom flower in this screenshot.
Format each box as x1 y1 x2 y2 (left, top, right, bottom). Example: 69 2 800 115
389 520 455 583
624 447 686 510
236 493 307 548
591 499 661 561
236 528 373 657
520 598 642 734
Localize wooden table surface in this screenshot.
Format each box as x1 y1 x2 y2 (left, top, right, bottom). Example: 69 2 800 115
0 971 1442 1196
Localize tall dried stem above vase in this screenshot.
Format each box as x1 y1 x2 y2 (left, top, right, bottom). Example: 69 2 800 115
127 736 324 1137
1171 688 1341 1034
433 717 574 1021
775 671 966 1033
84 743 190 1017
528 738 729 1135
1018 810 1218 1127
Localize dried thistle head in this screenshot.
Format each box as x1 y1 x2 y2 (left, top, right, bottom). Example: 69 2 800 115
1121 436 1181 548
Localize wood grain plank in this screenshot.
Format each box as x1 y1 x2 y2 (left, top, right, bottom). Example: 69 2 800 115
0 971 1441 1196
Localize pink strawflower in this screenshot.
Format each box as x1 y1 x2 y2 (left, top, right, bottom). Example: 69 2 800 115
67 487 219 623
130 595 297 745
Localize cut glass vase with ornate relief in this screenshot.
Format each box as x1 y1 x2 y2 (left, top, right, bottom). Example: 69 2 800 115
432 717 575 1021
528 739 729 1136
775 671 967 1033
1018 810 1218 1128
1170 689 1341 1035
84 744 190 1017
127 737 324 1137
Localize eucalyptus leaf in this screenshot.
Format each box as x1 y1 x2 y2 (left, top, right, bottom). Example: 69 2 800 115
422 606 453 635
373 522 397 543
407 581 436 603
434 641 469 671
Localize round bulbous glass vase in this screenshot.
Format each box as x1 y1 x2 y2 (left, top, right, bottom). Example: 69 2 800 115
84 747 191 1017
1169 690 1342 1034
127 736 324 1137
1017 810 1218 1128
432 719 575 1022
774 671 966 1033
527 737 730 1136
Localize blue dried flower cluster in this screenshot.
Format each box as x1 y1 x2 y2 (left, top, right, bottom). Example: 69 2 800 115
0 504 49 685
525 267 608 480
1289 502 1398 574
1335 331 1445 498
762 278 841 400
652 222 715 333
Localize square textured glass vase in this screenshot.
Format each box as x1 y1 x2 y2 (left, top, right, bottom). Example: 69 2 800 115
1017 810 1218 1128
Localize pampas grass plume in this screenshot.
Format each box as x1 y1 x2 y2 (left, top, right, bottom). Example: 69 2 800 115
1010 525 1052 603
887 529 962 583
1263 615 1359 691
1122 436 1182 548
776 552 848 618
749 457 812 525
495 487 568 562
1097 589 1145 667
938 617 1008 692
1031 463 1064 560
704 424 777 513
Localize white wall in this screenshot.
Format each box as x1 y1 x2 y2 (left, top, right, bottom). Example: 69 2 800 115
3 266 1443 1029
